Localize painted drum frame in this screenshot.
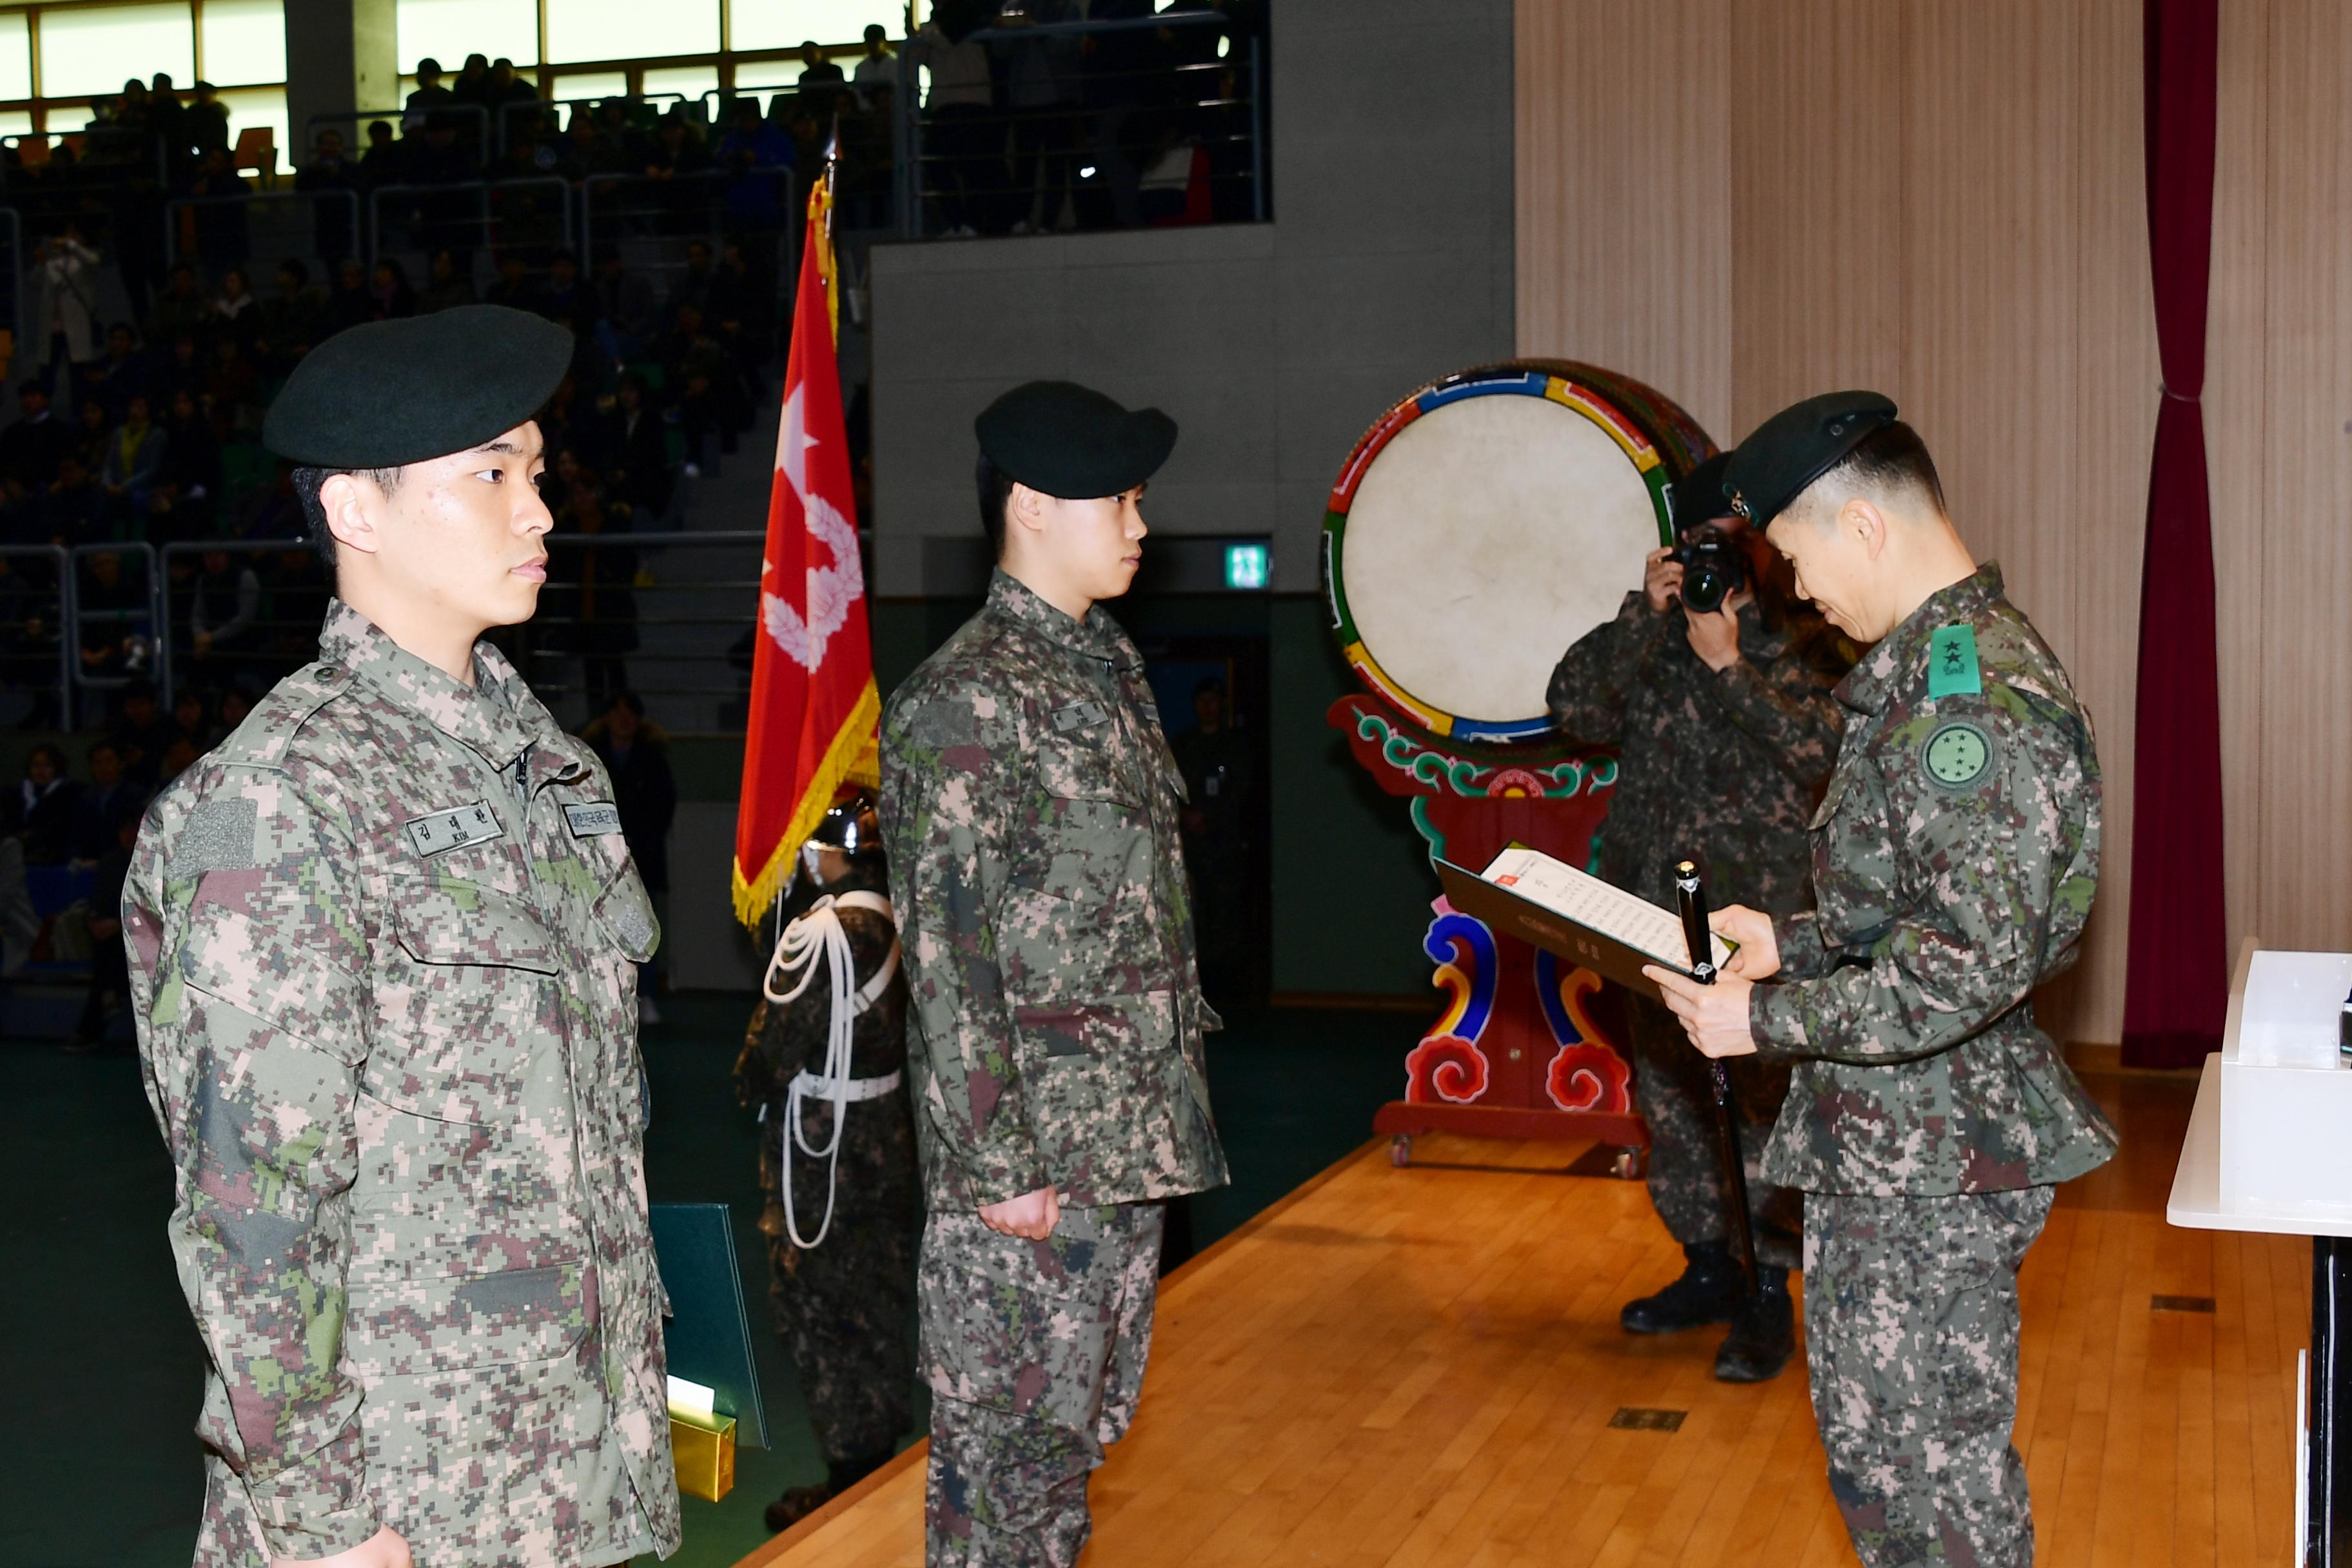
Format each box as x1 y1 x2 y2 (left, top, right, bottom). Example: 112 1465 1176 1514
1320 360 1716 743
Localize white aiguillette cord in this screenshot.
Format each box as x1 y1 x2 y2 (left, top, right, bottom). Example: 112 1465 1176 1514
763 889 899 1248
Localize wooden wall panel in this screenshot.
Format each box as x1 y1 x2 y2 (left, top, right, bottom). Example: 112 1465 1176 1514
2208 0 2271 957
2248 3 2352 950
1522 0 2161 1041
2206 0 2352 965
1727 0 1903 434
1513 0 1732 442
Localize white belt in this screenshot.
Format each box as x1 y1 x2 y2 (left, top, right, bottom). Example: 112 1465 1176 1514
788 1068 903 1103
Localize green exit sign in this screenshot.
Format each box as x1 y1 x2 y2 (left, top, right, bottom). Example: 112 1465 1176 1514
1224 543 1270 590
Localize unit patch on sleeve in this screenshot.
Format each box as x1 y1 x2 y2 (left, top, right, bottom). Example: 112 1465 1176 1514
404 801 506 856
1920 720 1995 790
564 802 624 838
177 799 257 874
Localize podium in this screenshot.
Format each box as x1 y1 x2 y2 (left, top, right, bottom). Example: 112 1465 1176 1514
2168 938 2352 1565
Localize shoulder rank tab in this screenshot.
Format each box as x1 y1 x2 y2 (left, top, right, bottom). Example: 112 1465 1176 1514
1928 625 1982 698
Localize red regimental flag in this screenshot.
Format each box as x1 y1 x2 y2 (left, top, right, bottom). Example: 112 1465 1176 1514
732 173 877 925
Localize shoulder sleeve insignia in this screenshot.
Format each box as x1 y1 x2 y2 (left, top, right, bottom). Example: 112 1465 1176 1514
1928 624 1983 697
1919 720 1996 790
176 798 257 874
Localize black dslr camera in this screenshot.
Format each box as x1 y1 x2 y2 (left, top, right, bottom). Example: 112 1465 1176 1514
1671 531 1747 615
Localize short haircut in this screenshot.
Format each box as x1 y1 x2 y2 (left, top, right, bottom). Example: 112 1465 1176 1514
975 452 1015 558
291 466 402 582
1790 420 1945 525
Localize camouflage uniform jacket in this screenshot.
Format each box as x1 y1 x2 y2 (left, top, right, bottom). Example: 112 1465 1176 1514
879 569 1228 1212
1548 591 1849 914
1751 563 2120 1196
124 600 678 1566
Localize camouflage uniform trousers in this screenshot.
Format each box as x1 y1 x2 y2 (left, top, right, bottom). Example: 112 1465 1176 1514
1804 1184 2057 1568
1627 994 1801 1270
919 1202 1165 1567
761 1093 923 1472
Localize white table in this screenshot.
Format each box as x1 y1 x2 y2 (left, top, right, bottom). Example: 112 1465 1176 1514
2170 939 2352 1565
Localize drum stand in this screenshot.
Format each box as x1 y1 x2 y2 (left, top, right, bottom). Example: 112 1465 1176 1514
1329 690 1648 1175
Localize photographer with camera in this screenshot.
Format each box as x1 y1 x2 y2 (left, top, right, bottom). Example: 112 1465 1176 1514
1545 449 1851 1381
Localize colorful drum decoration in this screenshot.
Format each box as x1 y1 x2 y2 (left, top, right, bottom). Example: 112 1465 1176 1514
1322 361 1716 743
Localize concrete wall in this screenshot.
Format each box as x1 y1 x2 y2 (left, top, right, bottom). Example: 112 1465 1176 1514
868 0 1516 995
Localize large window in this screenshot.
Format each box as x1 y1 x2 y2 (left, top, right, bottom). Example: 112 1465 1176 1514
0 2 292 165
394 0 538 72
730 2 909 53
0 0 934 169
199 0 286 86
42 3 193 99
545 0 717 64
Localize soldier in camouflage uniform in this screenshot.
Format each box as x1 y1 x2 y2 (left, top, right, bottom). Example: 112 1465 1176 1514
124 308 678 1568
1547 447 1849 1382
879 380 1227 1567
732 792 920 1533
1649 393 2119 1568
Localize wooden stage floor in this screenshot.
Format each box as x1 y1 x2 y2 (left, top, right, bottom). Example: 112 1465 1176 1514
741 1072 2307 1567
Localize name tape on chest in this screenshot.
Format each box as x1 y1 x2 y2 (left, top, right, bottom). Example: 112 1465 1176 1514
1928 625 1983 698
404 801 506 857
1052 700 1112 734
564 802 624 838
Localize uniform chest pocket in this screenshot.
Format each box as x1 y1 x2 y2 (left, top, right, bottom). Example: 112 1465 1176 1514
365 877 561 1122
1016 738 1149 907
1808 761 1901 947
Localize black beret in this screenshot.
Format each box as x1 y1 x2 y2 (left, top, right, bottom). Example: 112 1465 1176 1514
262 304 574 468
975 380 1178 500
1722 391 1899 528
1668 451 1734 534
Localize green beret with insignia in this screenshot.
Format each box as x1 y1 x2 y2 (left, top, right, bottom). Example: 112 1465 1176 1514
262 304 576 468
975 380 1179 500
1722 390 1899 529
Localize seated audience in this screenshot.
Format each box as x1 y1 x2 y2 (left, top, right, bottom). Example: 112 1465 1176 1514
68 739 145 863
5 743 80 865
0 382 75 493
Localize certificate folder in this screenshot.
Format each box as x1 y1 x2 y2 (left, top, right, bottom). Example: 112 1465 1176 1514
1433 846 1733 1003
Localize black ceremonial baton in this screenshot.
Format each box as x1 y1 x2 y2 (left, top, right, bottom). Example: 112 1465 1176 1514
1674 858 1760 1302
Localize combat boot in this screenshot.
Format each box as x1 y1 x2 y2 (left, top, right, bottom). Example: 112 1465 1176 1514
1620 1240 1742 1334
1712 1266 1796 1382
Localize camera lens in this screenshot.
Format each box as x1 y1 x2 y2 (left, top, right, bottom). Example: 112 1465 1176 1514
1682 562 1730 614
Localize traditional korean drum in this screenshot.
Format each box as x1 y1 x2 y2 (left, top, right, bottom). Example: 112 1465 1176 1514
1322 361 1716 742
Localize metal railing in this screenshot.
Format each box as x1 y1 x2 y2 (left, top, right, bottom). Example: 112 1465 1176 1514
164 188 361 277
304 105 493 167
894 11 1266 239
512 529 765 733
154 540 333 707
0 544 71 730
0 207 22 362
142 535 767 738
580 167 796 299
366 176 575 273
68 542 162 712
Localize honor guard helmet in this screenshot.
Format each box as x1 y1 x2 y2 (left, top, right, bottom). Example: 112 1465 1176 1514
805 789 883 862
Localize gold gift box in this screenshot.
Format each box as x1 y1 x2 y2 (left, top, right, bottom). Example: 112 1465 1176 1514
669 1404 737 1503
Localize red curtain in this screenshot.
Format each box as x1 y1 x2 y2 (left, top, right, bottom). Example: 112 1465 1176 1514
2122 0 2226 1068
